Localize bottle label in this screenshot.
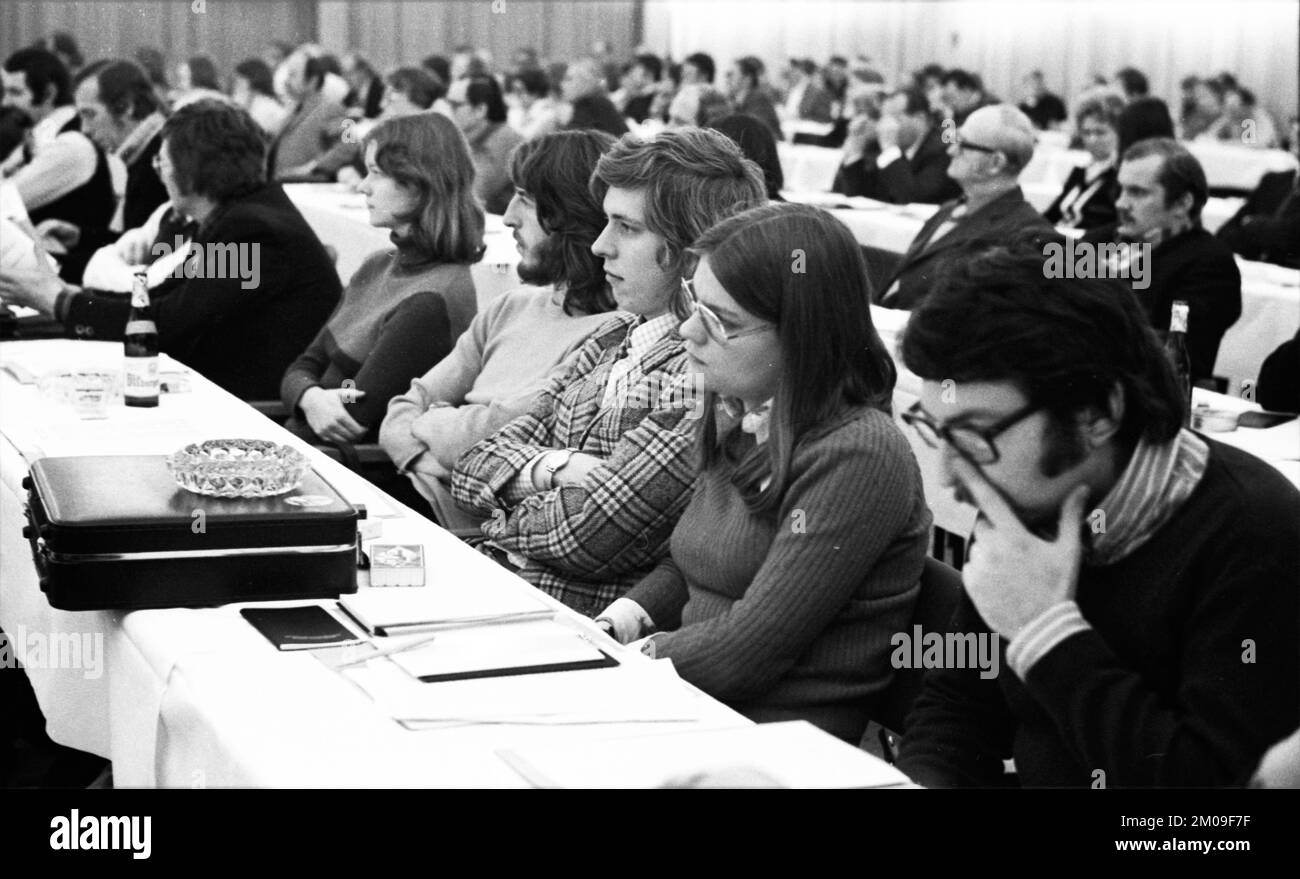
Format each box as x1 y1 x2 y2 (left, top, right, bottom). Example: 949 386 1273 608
1169 302 1189 333
125 320 156 336
124 357 159 399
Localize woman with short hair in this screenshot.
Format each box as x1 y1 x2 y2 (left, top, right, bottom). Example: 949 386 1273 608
597 202 930 743
1045 91 1125 230
280 112 484 445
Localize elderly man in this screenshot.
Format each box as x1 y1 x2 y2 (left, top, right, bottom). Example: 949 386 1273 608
878 104 1055 309
1082 138 1241 386
561 58 628 137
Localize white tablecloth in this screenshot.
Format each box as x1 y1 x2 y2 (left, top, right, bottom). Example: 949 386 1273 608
0 340 755 787
284 184 521 308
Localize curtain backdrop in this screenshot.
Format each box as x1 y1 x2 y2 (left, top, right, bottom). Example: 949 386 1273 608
643 0 1299 128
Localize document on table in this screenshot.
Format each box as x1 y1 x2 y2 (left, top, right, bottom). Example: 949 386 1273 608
338 585 552 636
382 618 616 683
497 720 912 789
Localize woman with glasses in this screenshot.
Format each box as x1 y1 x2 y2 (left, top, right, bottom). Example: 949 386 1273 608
1044 91 1125 231
595 202 931 743
279 112 482 446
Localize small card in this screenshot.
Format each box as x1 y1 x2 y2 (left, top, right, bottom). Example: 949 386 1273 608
240 605 365 651
369 543 425 587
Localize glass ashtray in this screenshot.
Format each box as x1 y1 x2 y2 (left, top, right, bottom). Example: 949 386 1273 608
167 439 308 497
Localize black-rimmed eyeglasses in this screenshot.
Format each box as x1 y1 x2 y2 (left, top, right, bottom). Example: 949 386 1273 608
900 400 1042 464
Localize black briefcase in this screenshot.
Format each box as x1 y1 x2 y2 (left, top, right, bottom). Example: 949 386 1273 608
22 455 360 610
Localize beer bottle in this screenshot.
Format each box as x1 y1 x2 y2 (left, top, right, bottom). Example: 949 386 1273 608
124 271 159 408
1164 300 1191 426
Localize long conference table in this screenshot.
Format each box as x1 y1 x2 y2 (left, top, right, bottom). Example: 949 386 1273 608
0 341 771 788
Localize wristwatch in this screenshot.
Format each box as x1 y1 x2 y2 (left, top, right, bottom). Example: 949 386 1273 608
542 448 578 489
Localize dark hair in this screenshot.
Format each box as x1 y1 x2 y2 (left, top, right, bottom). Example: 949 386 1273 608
82 60 160 122
161 99 267 204
632 53 663 82
364 113 484 263
4 47 71 106
913 63 946 86
941 68 983 93
420 54 451 86
1075 91 1125 132
1122 137 1208 221
901 237 1185 452
386 67 443 109
684 52 715 83
735 56 764 89
1198 78 1226 100
691 202 896 510
791 58 817 77
185 56 220 91
50 31 84 70
708 114 783 200
1116 96 1175 155
134 46 168 88
234 58 276 99
509 130 617 315
591 128 767 280
0 105 33 158
891 86 931 118
513 68 550 98
462 75 507 123
1115 67 1149 98
303 56 329 91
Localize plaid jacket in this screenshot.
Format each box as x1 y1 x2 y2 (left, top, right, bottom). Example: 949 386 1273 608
451 314 700 617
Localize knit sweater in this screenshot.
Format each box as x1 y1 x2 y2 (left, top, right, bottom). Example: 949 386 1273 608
627 406 933 743
279 245 476 442
379 285 611 477
897 439 1300 788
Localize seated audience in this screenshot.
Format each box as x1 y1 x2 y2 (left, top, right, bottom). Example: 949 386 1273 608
1116 95 1175 155
837 86 960 205
232 58 289 136
450 129 767 617
680 52 716 86
1113 65 1150 101
726 56 783 142
508 68 563 140
1 48 115 281
1017 70 1066 130
561 57 628 137
1044 90 1125 230
448 75 523 215
270 51 346 179
878 105 1054 309
0 99 341 400
940 68 993 126
381 130 618 520
1082 138 1241 385
617 54 662 124
596 202 930 743
782 58 835 123
1180 77 1222 140
708 114 784 200
340 51 384 120
895 242 1298 787
320 66 442 185
1200 85 1280 149
1216 170 1300 267
1256 331 1300 414
667 83 731 129
72 59 169 242
169 55 224 106
280 113 483 446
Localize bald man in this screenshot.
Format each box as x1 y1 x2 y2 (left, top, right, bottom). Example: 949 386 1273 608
878 104 1056 309
561 58 627 137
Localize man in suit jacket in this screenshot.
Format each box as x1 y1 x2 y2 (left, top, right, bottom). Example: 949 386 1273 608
879 105 1055 309
837 87 961 205
0 100 341 401
562 57 628 138
782 59 835 124
271 52 346 179
1216 168 1300 268
1083 138 1241 386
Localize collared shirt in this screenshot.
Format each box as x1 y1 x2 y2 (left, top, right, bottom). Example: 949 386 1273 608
601 311 679 408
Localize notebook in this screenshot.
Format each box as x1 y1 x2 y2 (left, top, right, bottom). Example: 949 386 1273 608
338 586 553 636
241 605 365 651
385 618 618 683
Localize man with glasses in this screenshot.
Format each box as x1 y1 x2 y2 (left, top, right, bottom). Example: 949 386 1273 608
877 104 1055 310
451 129 766 617
894 242 1298 787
